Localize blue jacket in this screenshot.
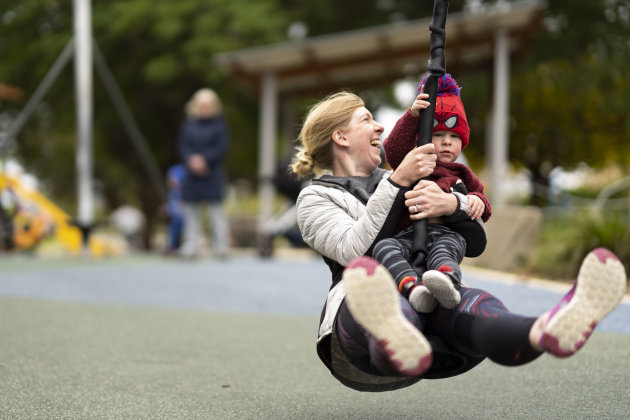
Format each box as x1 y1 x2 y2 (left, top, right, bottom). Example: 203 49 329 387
177 116 229 202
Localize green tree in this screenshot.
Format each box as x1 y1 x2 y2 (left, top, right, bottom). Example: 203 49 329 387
0 0 470 247
3 0 629 248
0 0 289 246
278 0 443 35
510 0 630 205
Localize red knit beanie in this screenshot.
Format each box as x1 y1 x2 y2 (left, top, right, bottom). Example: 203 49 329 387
418 74 470 148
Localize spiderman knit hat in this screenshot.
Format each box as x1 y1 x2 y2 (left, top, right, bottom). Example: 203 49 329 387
418 74 470 148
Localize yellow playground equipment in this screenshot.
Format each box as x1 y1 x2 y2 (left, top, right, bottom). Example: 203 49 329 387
0 173 118 256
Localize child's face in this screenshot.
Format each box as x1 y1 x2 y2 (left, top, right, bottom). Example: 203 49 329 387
431 130 462 163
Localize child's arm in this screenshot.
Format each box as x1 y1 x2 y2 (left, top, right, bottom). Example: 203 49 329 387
383 93 430 169
467 191 491 222
409 92 431 118
467 194 485 220
455 164 492 222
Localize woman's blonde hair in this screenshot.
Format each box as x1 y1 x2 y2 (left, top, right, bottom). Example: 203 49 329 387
291 91 364 178
185 88 222 118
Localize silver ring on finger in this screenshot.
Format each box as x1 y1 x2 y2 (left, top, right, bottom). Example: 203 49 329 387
413 205 419 214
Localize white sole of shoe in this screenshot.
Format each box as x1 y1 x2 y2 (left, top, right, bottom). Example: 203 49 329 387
541 248 626 357
422 270 461 309
408 285 437 313
343 257 433 376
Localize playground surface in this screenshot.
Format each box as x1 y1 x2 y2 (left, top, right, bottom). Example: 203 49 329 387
0 252 628 419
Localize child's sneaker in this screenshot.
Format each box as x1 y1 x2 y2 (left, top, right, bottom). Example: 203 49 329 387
540 247 626 358
398 275 437 313
422 265 461 309
342 257 433 376
408 284 438 313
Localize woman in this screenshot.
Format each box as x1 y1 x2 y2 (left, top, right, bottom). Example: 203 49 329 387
291 91 626 392
178 88 230 259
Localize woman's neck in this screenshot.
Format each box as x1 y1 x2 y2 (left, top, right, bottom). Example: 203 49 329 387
332 155 359 177
331 149 372 178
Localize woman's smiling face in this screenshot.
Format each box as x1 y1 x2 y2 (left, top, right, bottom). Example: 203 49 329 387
343 106 384 176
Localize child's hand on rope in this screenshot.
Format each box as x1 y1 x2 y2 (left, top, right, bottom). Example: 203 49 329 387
410 93 431 117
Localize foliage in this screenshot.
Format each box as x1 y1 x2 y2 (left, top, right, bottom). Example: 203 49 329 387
278 0 444 35
2 0 630 249
0 0 290 246
509 0 630 205
529 210 630 281
0 0 472 247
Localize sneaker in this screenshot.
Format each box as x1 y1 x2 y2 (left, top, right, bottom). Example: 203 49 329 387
422 265 461 309
540 247 626 358
342 256 433 376
408 284 438 313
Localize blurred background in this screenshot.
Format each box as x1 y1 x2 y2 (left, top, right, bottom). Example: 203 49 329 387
0 0 628 282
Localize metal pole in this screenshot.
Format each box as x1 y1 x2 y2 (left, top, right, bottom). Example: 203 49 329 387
258 70 277 242
490 28 509 207
73 0 94 226
93 42 167 201
0 40 74 153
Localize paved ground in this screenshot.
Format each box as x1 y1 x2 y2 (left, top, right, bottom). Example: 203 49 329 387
0 251 628 419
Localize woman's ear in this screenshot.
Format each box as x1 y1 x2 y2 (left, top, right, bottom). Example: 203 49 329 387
332 130 348 147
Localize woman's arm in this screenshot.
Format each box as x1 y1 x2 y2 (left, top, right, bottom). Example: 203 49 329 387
388 143 437 187
297 179 403 266
404 180 457 220
201 118 229 164
296 144 438 265
404 180 487 257
177 124 193 161
178 124 209 176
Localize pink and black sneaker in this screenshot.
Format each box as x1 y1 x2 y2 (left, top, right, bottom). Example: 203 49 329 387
342 256 433 376
540 247 626 358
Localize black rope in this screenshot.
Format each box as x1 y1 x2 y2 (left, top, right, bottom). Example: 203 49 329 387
411 0 450 275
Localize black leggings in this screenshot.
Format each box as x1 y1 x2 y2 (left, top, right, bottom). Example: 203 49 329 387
336 287 542 376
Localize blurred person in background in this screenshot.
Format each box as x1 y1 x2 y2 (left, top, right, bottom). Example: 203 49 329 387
110 204 145 250
258 155 308 258
163 163 186 256
0 186 17 251
177 88 230 259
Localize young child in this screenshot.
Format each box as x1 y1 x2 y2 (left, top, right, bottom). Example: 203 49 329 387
164 164 186 256
373 74 491 313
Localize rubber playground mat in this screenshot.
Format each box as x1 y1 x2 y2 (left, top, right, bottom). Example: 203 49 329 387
1 295 628 419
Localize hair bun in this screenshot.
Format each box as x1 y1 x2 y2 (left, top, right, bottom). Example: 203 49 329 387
291 148 315 178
